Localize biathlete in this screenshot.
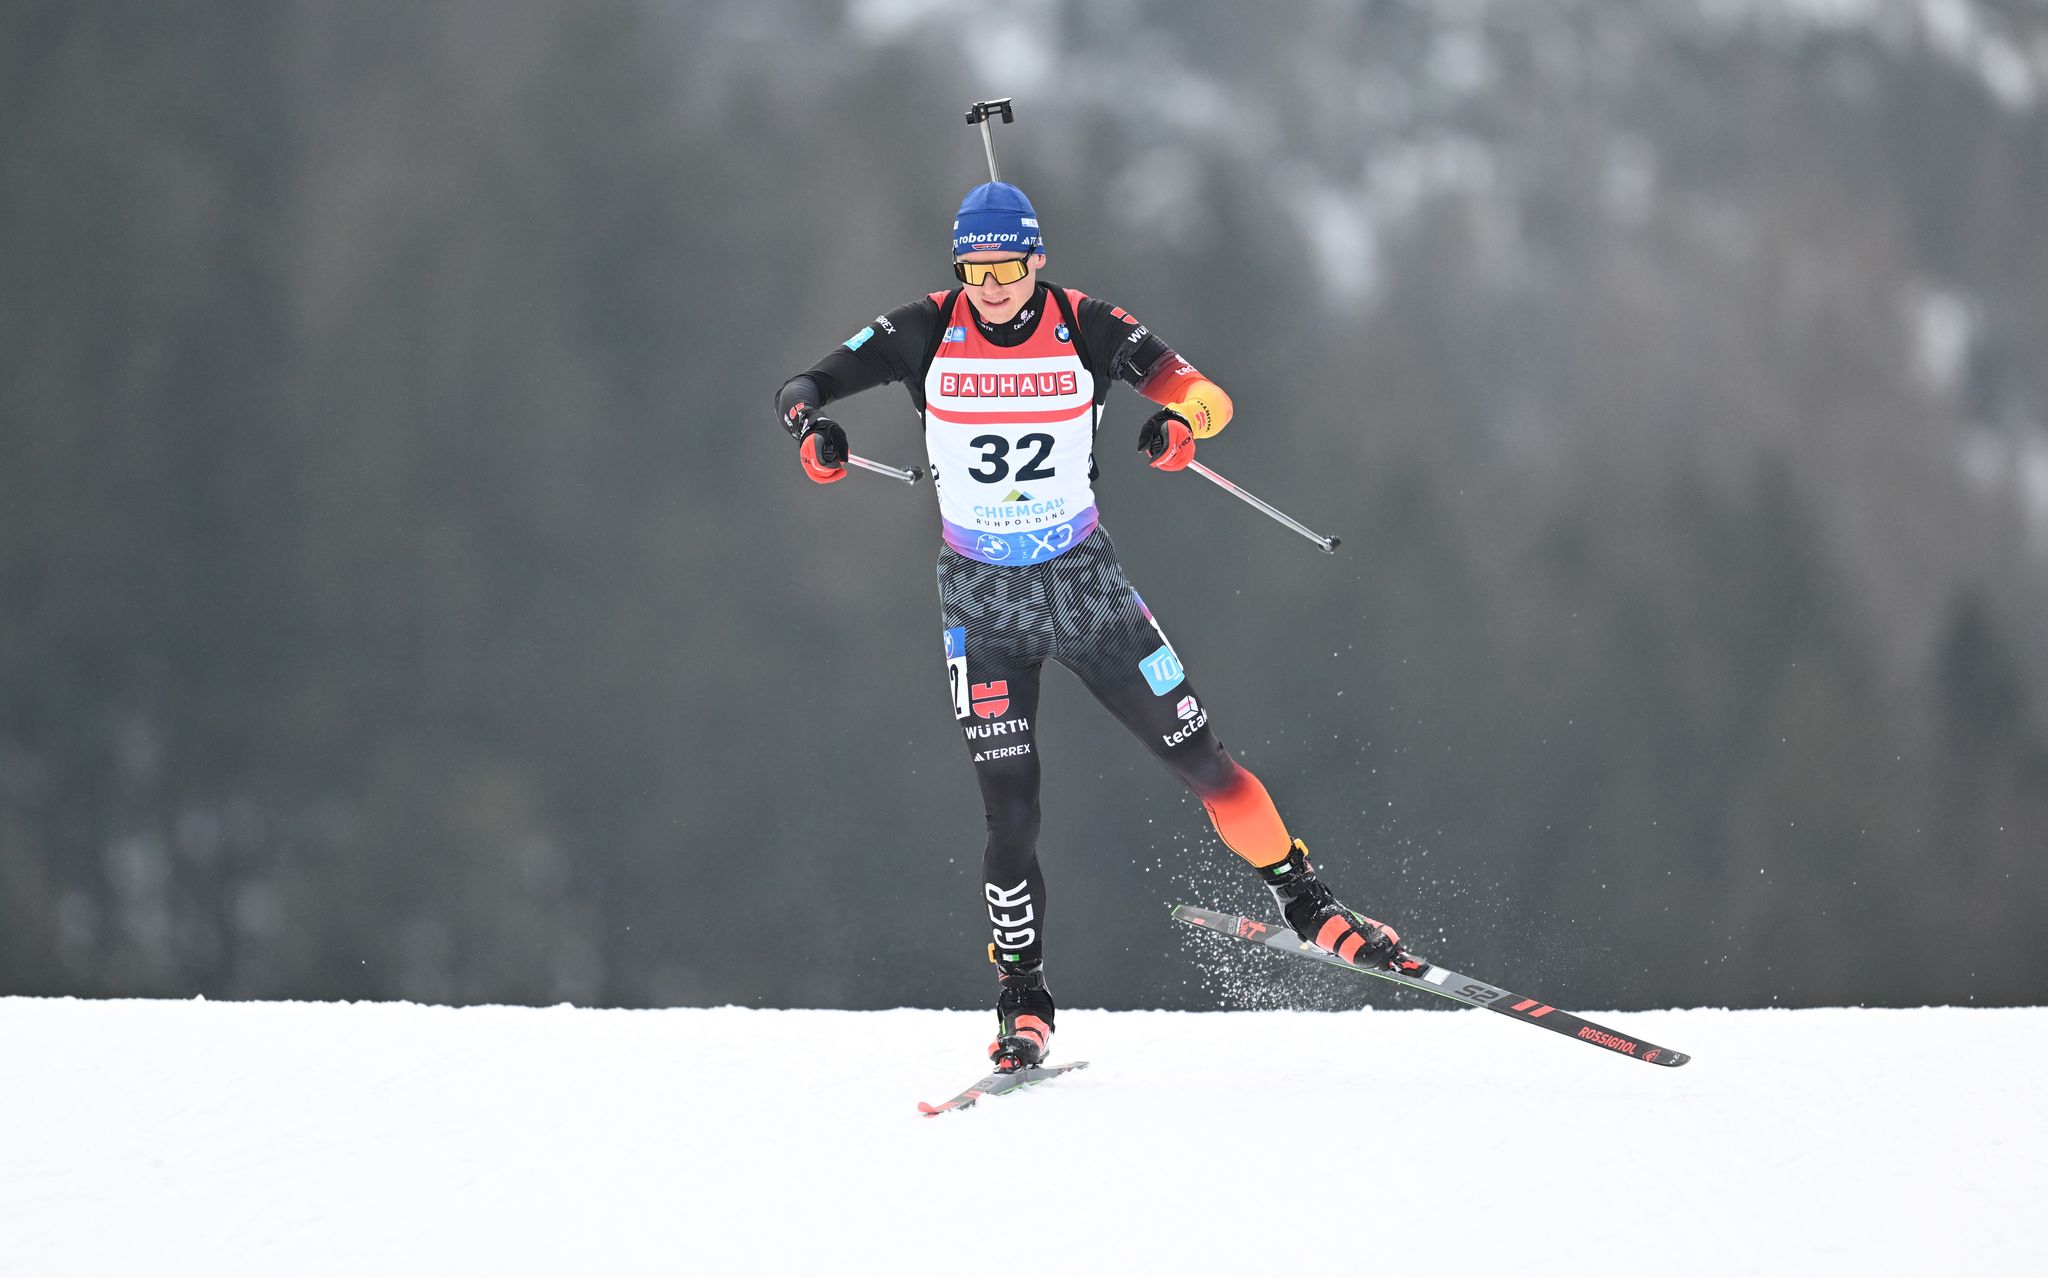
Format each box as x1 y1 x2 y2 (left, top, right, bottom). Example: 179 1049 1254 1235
775 181 1415 1070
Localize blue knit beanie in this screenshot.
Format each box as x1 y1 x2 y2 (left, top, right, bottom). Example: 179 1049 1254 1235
951 182 1045 258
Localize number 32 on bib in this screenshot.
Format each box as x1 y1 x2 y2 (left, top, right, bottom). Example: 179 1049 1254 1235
925 312 1101 565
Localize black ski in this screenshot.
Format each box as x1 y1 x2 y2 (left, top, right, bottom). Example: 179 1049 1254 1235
1174 904 1690 1067
917 1060 1090 1116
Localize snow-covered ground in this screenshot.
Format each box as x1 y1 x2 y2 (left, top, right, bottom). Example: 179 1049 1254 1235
2 998 2039 1276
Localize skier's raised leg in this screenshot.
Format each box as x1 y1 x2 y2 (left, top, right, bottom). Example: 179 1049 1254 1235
1173 741 1412 972
1050 537 1413 972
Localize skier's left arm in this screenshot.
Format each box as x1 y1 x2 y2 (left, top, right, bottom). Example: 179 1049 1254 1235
1075 295 1233 471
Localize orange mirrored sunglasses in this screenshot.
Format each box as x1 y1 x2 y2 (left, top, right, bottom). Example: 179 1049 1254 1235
953 255 1034 286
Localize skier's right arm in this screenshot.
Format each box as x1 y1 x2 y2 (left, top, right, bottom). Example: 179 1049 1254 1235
774 297 942 485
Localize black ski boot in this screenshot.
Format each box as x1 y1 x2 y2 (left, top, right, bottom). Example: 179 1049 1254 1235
1258 840 1415 972
988 960 1055 1073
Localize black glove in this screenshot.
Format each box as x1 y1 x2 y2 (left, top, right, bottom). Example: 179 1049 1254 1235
1137 407 1195 471
785 402 849 482
799 415 848 467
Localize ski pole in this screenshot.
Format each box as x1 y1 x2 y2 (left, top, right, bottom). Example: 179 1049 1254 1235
1185 459 1341 553
847 452 925 485
965 98 1014 182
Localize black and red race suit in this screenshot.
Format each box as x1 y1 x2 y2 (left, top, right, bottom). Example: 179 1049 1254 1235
777 282 1294 967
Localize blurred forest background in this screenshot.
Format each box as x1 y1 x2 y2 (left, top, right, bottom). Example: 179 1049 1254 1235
4 0 2044 1014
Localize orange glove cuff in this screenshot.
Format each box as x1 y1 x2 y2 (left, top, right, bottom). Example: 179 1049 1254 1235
1167 380 1233 440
